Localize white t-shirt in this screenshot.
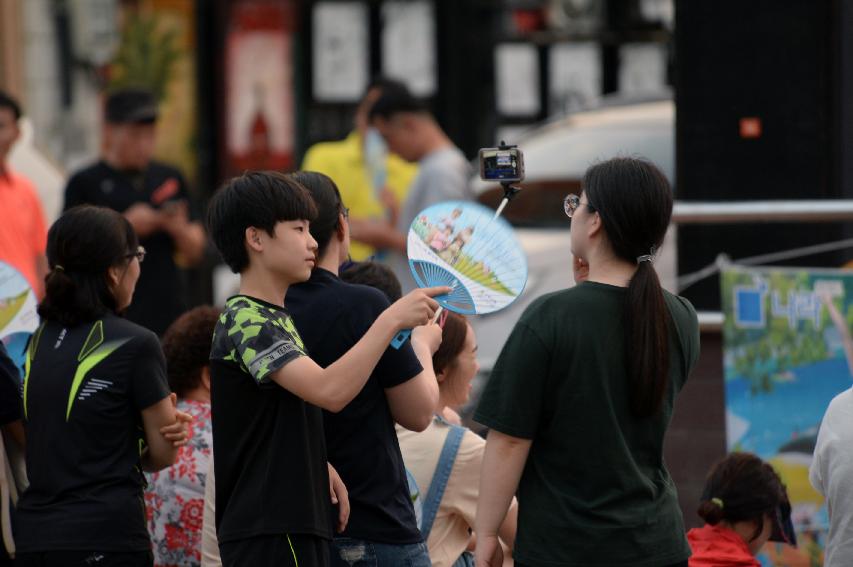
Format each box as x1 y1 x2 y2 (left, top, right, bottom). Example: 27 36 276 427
390 146 472 293
809 387 853 567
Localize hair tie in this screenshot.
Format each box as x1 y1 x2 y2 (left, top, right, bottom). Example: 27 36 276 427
711 497 724 509
54 265 65 272
636 245 657 264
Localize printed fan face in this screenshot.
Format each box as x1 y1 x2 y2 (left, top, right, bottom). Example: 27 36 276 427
0 262 38 375
407 201 527 315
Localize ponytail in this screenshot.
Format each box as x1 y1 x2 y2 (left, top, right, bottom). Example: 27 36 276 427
625 261 670 418
581 157 674 419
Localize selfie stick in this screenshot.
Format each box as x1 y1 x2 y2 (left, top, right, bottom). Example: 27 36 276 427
493 141 523 219
390 142 523 349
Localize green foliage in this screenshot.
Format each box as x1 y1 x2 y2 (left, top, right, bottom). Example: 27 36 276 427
108 13 181 101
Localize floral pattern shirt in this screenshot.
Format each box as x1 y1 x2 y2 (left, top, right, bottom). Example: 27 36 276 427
145 399 212 567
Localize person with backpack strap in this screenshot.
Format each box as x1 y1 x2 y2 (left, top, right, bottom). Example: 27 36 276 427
398 311 517 567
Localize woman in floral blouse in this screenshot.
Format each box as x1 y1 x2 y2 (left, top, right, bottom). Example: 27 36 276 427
146 306 221 567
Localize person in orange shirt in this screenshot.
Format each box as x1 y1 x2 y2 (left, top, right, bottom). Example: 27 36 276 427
0 91 47 297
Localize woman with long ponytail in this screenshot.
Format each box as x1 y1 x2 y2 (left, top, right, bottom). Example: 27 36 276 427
474 157 700 567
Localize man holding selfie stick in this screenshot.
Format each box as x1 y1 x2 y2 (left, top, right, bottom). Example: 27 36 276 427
369 82 473 291
63 88 205 335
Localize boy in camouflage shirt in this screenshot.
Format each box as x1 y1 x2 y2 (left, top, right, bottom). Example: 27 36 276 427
206 171 446 566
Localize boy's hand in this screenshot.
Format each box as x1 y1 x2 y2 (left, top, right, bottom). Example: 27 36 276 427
386 287 451 330
159 393 193 448
328 463 350 533
573 255 589 284
412 321 443 355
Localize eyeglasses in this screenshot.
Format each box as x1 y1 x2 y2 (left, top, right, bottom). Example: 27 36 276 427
126 246 146 264
342 207 350 219
563 194 596 218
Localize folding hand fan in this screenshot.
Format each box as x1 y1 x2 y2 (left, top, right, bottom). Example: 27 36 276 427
0 261 39 377
391 200 528 348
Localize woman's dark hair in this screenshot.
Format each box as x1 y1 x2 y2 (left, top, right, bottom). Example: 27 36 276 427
161 306 221 398
582 157 673 418
340 261 403 302
289 171 345 260
432 312 469 375
38 206 139 327
207 171 318 273
697 452 788 542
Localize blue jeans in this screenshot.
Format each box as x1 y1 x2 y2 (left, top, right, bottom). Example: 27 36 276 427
331 537 432 567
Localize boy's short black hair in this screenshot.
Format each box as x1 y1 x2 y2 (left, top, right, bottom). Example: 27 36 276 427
0 90 22 121
208 171 318 273
367 81 427 122
362 76 406 100
340 261 403 302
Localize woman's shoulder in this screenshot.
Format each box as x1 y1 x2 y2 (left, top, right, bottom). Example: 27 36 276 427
101 315 161 346
662 290 700 333
518 286 596 324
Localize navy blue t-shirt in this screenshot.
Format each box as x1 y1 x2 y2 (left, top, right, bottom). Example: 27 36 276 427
0 342 21 427
286 268 424 544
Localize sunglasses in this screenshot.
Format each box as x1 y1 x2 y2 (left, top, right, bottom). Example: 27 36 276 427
125 245 146 264
563 194 597 218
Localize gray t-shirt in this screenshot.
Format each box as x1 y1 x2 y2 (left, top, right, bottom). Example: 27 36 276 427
392 146 472 291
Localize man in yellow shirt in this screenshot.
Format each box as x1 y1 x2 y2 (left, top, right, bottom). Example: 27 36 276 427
302 79 417 261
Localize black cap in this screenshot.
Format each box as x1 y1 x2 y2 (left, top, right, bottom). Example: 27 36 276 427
105 88 158 124
769 498 797 547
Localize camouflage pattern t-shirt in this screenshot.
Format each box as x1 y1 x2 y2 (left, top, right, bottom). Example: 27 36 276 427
209 295 332 544
211 295 306 384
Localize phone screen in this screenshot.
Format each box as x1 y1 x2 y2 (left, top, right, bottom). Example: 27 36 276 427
480 148 524 182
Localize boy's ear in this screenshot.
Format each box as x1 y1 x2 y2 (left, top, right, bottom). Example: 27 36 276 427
245 227 264 253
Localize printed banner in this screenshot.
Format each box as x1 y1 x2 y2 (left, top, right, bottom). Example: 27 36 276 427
722 266 853 566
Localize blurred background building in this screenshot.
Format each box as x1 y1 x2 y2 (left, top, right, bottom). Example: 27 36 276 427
0 0 674 222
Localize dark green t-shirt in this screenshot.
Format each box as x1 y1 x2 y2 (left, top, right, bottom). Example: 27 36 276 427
475 281 700 567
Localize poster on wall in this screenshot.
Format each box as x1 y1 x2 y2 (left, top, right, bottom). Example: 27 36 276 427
495 43 540 116
109 0 199 185
722 265 853 566
381 1 436 97
225 0 296 175
548 42 601 115
313 2 369 102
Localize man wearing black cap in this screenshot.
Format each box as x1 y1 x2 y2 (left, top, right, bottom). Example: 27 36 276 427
63 88 206 335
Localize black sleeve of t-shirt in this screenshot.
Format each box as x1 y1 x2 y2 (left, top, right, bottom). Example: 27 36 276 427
63 171 92 211
346 286 423 390
0 343 22 426
130 331 172 411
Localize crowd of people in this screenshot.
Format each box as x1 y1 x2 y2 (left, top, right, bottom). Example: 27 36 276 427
0 77 847 567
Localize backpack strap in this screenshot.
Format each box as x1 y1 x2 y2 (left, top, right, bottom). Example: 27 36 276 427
420 423 465 539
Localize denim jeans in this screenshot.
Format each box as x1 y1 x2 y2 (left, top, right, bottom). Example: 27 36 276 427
331 537 432 567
